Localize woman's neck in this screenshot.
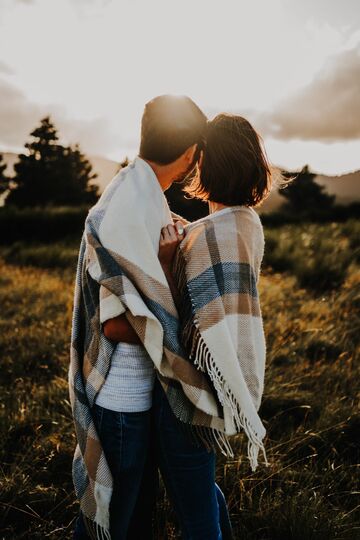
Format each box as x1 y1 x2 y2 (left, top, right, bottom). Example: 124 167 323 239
208 201 229 214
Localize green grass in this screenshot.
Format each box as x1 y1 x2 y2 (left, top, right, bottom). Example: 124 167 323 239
0 221 359 539
263 220 359 291
1 240 80 269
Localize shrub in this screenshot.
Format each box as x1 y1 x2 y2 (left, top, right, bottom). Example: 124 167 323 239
263 222 355 292
0 206 87 244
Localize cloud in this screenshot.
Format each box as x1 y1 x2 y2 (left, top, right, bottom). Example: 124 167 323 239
0 61 13 75
0 76 118 155
256 47 360 142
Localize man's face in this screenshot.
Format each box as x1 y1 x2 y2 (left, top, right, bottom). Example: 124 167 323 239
172 146 202 184
172 161 197 185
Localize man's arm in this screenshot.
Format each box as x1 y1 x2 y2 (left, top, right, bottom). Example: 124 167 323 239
103 314 142 344
100 220 184 345
99 285 141 344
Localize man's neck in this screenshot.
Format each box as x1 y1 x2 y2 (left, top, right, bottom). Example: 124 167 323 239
142 159 174 192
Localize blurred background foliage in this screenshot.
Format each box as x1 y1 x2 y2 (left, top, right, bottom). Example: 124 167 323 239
0 118 359 539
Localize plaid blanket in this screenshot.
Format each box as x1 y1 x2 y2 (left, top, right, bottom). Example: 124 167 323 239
69 158 268 538
69 158 228 538
174 206 268 471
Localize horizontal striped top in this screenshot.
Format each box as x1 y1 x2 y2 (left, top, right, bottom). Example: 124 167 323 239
95 341 156 412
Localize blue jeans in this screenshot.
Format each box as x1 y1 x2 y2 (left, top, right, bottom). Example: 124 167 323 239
73 405 157 540
73 384 233 540
153 378 233 540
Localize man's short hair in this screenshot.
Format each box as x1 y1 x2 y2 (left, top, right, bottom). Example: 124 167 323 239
139 95 207 165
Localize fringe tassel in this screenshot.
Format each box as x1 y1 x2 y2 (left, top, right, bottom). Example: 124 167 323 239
193 326 268 470
83 514 112 540
173 251 269 470
190 424 234 458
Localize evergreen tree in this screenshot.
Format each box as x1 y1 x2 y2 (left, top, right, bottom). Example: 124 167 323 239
0 154 9 194
280 165 335 213
6 117 99 207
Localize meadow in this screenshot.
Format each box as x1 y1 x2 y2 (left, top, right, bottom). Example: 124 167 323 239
0 219 359 539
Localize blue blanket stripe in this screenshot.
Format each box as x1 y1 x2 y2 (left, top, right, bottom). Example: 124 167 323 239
188 262 258 310
146 298 186 357
73 455 89 499
95 245 127 280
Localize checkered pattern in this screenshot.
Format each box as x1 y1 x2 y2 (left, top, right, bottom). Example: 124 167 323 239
69 158 267 539
174 207 268 469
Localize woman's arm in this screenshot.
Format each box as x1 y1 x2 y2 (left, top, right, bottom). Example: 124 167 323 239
103 314 142 344
161 262 181 308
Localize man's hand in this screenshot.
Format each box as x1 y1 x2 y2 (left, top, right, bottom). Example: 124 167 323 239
159 222 185 269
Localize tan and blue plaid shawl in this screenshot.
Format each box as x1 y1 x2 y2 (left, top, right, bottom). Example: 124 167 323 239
69 158 225 539
174 206 268 470
69 158 267 538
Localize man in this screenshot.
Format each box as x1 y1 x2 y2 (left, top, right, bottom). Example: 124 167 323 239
71 95 207 539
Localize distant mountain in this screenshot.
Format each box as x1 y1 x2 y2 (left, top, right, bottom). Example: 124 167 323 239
88 155 120 191
1 152 359 211
254 168 360 214
316 171 360 206
1 152 18 175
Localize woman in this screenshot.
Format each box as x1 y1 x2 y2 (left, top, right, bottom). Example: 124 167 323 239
155 113 271 539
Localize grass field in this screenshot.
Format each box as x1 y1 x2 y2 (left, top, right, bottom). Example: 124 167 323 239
0 221 359 539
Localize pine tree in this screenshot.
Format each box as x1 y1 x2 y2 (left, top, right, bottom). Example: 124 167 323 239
280 165 335 213
6 117 99 207
0 154 9 194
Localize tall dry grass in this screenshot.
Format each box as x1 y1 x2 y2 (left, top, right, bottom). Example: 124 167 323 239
0 221 359 539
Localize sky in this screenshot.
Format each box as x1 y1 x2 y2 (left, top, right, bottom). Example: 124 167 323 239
0 0 359 175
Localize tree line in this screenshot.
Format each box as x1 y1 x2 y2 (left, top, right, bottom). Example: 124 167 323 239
0 117 99 207
0 116 336 215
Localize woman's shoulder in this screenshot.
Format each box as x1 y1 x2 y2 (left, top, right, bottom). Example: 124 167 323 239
180 206 263 260
185 206 262 235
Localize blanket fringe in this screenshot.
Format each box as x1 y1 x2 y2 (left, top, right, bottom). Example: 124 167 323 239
192 325 268 470
175 412 235 458
83 514 111 540
174 244 268 470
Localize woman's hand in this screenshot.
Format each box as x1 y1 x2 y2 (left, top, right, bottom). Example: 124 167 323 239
159 222 185 269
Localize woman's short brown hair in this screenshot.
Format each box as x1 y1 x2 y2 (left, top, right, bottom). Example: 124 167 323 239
184 114 271 207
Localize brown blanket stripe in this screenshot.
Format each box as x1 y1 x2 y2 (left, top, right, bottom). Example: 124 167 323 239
69 192 267 538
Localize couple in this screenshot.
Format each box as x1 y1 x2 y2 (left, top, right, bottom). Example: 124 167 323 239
69 94 270 540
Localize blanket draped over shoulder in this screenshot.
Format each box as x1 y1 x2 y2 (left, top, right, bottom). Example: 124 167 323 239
174 206 268 469
69 157 267 539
